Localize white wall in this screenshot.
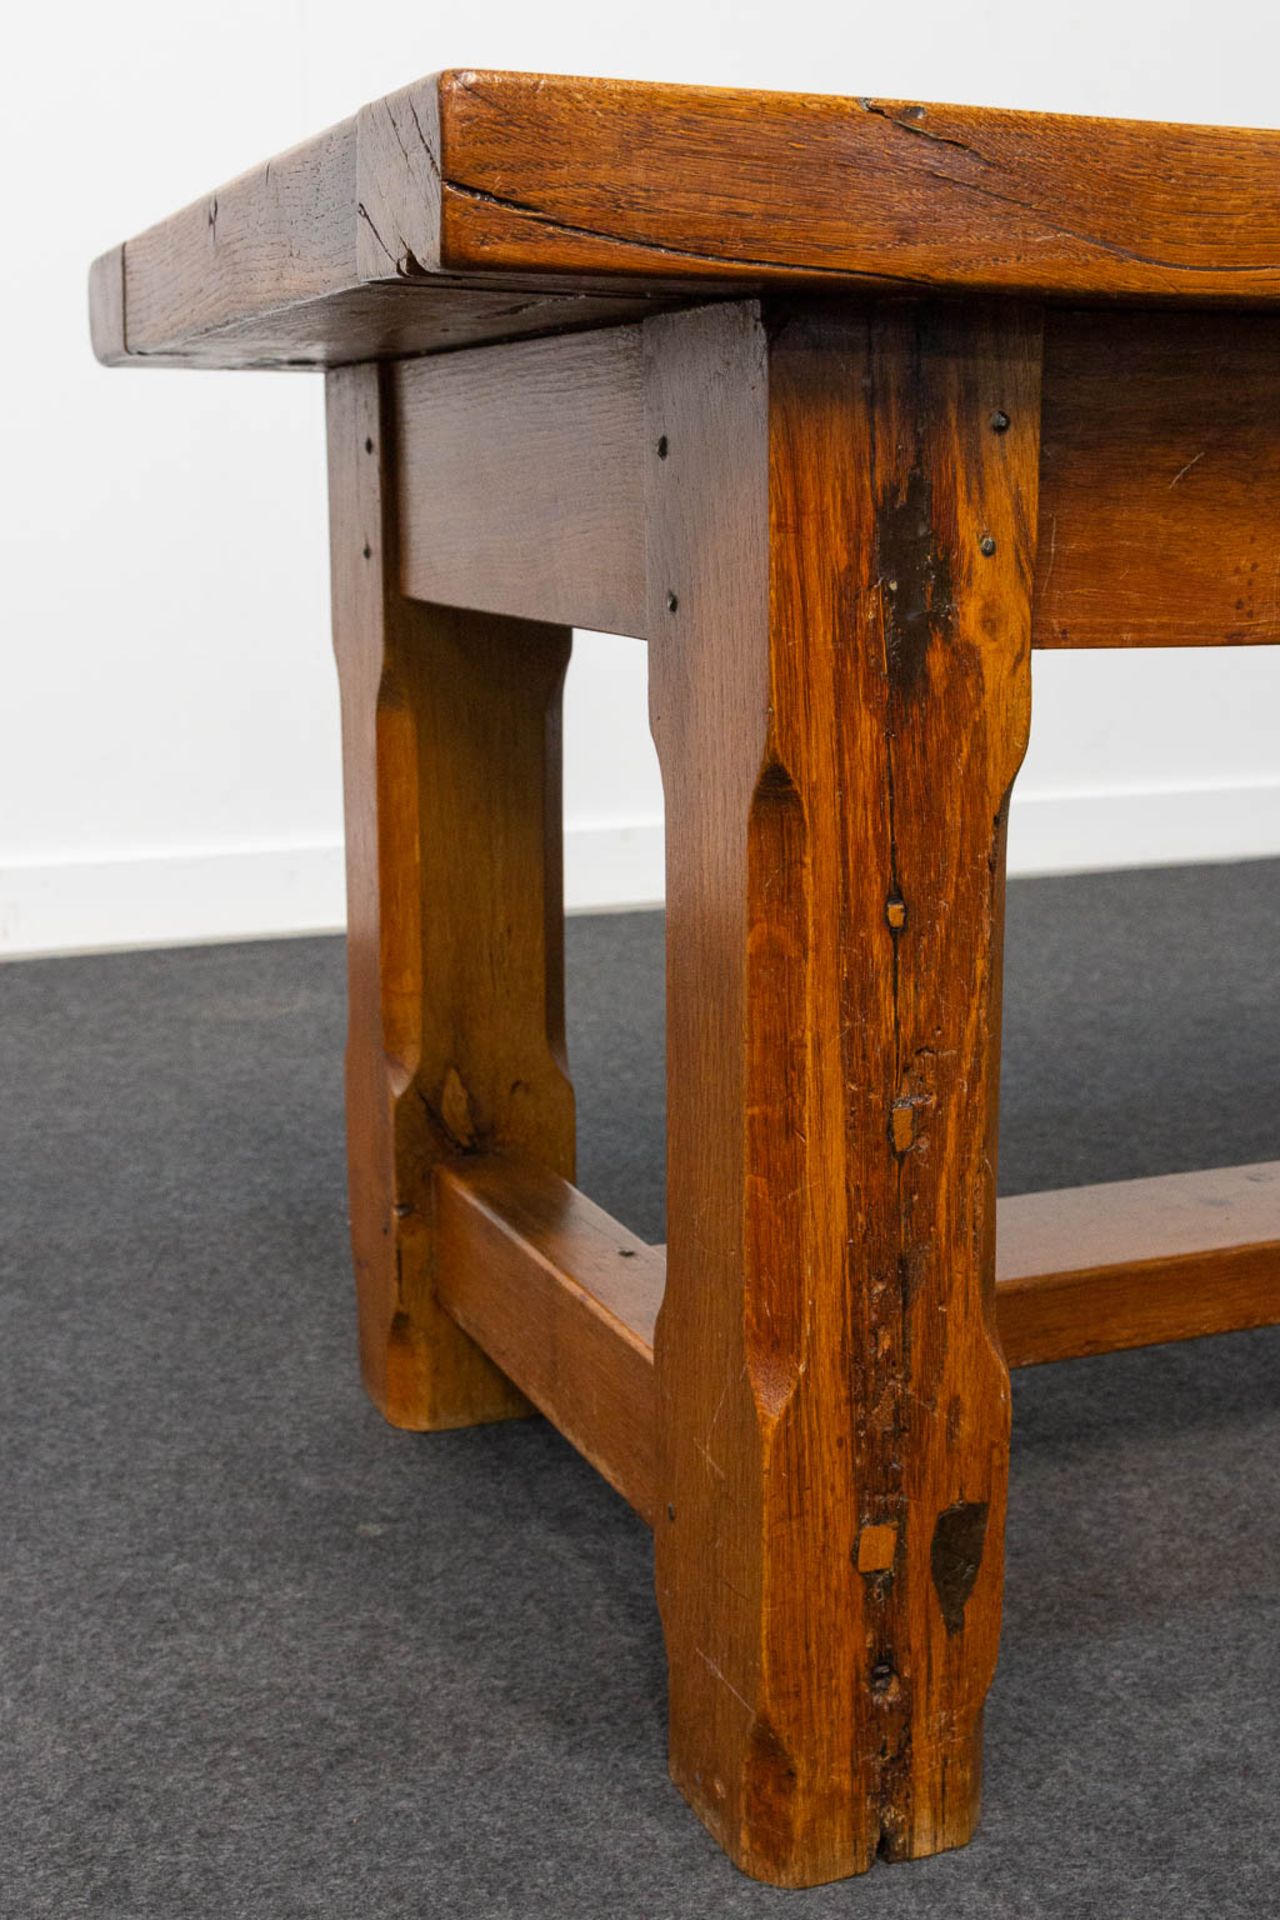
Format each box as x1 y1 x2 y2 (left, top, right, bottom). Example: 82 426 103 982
3 0 1280 955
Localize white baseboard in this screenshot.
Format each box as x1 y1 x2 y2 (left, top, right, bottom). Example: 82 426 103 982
0 843 349 960
0 823 666 960
2 783 1278 958
1006 778 1280 877
564 818 665 913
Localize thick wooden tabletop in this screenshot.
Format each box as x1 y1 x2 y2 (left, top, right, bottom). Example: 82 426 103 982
91 69 1280 370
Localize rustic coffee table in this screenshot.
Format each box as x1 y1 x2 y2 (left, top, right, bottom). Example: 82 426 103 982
92 71 1280 1888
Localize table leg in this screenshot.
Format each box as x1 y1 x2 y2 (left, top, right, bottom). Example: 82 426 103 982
326 362 575 1429
646 298 1041 1886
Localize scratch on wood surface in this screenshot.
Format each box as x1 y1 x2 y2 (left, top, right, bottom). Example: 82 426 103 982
1040 512 1058 597
698 1648 754 1718
1168 449 1206 488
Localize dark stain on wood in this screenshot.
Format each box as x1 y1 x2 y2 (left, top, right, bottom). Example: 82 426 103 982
930 1500 990 1633
875 463 954 695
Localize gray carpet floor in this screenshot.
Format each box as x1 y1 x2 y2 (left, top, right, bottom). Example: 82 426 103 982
2 861 1277 1918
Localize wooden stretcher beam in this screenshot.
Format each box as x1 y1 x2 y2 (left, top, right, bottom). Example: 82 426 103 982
434 1155 663 1520
435 1154 1280 1524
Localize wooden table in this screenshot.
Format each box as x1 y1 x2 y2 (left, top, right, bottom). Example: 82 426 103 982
91 71 1280 1889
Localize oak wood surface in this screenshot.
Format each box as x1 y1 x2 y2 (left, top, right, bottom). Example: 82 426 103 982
1034 309 1280 646
436 73 1280 302
428 1160 1280 1532
124 118 358 352
88 95 683 370
996 1160 1280 1364
435 1154 662 1520
327 361 574 1429
390 309 1280 647
394 327 644 634
91 70 1280 373
643 298 1041 1885
92 271 674 372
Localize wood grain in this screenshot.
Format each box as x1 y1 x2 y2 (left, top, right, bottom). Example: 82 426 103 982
435 1154 662 1519
644 299 1041 1885
92 70 1280 375
395 328 644 634
121 118 359 355
997 1161 1280 1363
90 272 673 372
326 360 575 1429
355 77 444 282
439 72 1280 302
1035 308 1280 645
88 88 681 371
386 309 1280 648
